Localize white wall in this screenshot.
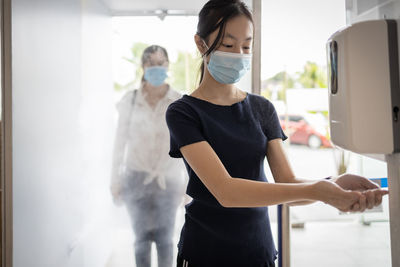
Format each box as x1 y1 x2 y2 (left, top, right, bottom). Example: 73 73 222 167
346 0 400 24
12 0 114 266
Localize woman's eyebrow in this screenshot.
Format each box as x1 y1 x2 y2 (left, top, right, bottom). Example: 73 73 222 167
224 33 253 41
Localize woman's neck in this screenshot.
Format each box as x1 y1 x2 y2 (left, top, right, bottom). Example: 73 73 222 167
194 69 240 104
142 83 168 97
141 83 169 108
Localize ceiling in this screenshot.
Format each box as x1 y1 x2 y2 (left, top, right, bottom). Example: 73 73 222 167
103 0 253 16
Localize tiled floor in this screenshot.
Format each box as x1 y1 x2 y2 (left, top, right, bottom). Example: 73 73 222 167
273 219 391 266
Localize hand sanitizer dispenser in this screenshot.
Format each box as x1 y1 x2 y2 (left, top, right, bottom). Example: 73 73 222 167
327 19 400 267
327 19 400 154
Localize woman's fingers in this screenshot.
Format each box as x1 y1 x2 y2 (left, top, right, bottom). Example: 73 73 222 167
350 194 365 212
378 188 389 195
360 177 380 190
340 191 362 212
340 188 388 213
375 192 383 206
111 183 122 199
364 190 375 209
350 202 360 212
314 180 384 212
320 181 356 211
358 194 367 212
363 189 388 209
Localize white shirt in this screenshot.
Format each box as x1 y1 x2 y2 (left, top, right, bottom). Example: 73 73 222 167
111 86 185 190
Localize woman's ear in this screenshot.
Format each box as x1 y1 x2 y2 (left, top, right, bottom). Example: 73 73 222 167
194 34 208 56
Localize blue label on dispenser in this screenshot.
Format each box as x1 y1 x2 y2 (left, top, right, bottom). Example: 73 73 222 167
370 177 388 188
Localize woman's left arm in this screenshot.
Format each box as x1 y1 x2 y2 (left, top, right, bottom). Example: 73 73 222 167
265 138 316 206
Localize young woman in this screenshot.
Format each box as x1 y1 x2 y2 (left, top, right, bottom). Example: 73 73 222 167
111 45 186 267
165 1 388 266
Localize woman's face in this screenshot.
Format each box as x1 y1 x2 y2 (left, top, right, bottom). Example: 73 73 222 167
142 50 169 70
204 15 253 55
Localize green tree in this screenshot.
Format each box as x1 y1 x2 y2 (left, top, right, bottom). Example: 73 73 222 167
114 42 148 92
267 71 295 88
297 61 327 88
124 42 149 86
262 71 295 101
169 51 202 93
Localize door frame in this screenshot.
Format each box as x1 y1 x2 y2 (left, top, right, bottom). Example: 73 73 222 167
1 0 12 266
251 0 261 95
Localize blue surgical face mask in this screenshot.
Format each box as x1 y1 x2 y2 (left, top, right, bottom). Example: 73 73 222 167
206 50 252 84
144 66 168 86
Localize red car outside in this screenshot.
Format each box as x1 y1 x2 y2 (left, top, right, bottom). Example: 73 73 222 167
278 113 332 149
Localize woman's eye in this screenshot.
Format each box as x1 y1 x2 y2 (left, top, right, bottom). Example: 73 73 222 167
222 44 233 48
243 47 251 50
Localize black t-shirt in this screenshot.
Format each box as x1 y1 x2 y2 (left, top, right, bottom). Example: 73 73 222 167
165 93 287 267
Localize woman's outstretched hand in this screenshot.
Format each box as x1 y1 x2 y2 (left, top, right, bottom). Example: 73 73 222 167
332 173 389 212
110 182 123 206
313 180 362 212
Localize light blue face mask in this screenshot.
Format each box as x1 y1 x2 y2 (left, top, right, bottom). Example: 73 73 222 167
207 50 252 84
144 66 168 86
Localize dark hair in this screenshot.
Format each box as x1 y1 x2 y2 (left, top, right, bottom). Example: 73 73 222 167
141 45 169 83
197 0 253 83
141 45 169 66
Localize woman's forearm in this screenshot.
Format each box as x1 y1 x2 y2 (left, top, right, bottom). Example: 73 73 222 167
287 200 316 206
219 177 319 208
283 177 325 206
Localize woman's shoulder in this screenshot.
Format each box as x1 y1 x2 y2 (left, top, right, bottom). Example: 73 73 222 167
120 89 136 100
247 93 276 113
167 95 194 114
116 90 137 113
167 87 183 100
247 92 272 105
166 95 204 124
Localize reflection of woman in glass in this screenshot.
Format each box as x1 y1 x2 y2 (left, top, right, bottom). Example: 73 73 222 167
111 45 185 267
165 1 388 266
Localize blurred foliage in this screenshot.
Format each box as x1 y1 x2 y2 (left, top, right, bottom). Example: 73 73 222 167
262 71 295 101
169 51 202 93
124 42 148 87
114 81 135 92
336 149 350 175
113 42 148 91
268 71 295 88
260 88 271 100
114 42 201 93
262 61 327 101
296 61 327 88
308 110 329 118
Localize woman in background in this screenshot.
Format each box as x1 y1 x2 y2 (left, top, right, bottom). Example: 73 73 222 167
111 45 186 267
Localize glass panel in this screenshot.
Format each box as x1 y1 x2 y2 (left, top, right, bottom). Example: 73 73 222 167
110 9 254 266
261 1 390 266
0 0 2 264
10 1 251 266
109 15 200 266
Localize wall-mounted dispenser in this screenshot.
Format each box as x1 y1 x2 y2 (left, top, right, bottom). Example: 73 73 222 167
327 19 400 154
327 19 400 267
